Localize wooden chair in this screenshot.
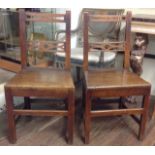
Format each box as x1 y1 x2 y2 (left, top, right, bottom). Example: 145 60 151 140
5 10 75 144
83 11 151 144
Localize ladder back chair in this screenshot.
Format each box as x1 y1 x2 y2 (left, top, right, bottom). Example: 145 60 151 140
83 11 151 144
5 9 75 144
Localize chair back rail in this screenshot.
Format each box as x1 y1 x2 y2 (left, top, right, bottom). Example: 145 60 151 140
19 9 71 69
26 12 65 23
83 12 132 71
28 40 65 53
89 15 123 22
89 41 125 52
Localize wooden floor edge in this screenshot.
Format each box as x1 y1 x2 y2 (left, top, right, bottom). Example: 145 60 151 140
0 59 21 73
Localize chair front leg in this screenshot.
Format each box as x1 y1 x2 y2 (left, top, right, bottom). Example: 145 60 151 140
139 94 150 140
5 88 16 143
84 91 91 144
67 90 75 144
119 97 125 109
24 97 31 109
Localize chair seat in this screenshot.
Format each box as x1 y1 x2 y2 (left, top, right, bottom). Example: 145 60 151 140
84 70 150 90
6 67 74 91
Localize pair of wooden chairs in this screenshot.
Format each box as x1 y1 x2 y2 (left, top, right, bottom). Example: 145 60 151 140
5 10 151 144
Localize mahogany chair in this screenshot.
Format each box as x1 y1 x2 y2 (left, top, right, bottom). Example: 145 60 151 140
5 10 75 144
83 12 151 144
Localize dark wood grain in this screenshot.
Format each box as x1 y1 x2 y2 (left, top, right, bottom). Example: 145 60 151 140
26 12 65 23
0 83 155 145
90 14 123 22
83 11 151 144
5 87 16 143
65 11 71 70
5 10 75 144
124 11 132 70
19 9 27 69
83 12 89 71
0 59 21 73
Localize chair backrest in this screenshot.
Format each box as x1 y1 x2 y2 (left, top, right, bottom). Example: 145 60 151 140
19 9 71 70
73 9 124 48
83 11 132 71
82 9 124 39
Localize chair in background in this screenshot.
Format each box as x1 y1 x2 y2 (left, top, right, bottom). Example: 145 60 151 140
55 9 124 81
5 10 75 144
83 11 151 144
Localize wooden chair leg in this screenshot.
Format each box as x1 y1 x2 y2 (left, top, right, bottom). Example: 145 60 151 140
5 88 16 143
82 81 85 119
84 91 91 144
119 97 124 109
76 66 81 82
139 94 150 140
24 97 31 109
67 90 75 144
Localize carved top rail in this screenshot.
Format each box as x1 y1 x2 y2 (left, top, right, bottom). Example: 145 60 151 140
26 12 66 23
89 41 125 52
28 40 65 53
89 14 123 22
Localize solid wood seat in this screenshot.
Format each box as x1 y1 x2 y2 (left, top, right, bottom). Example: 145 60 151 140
83 12 151 144
85 70 150 90
6 68 74 91
5 10 75 144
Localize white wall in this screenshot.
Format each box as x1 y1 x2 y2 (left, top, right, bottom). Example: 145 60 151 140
125 8 155 15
